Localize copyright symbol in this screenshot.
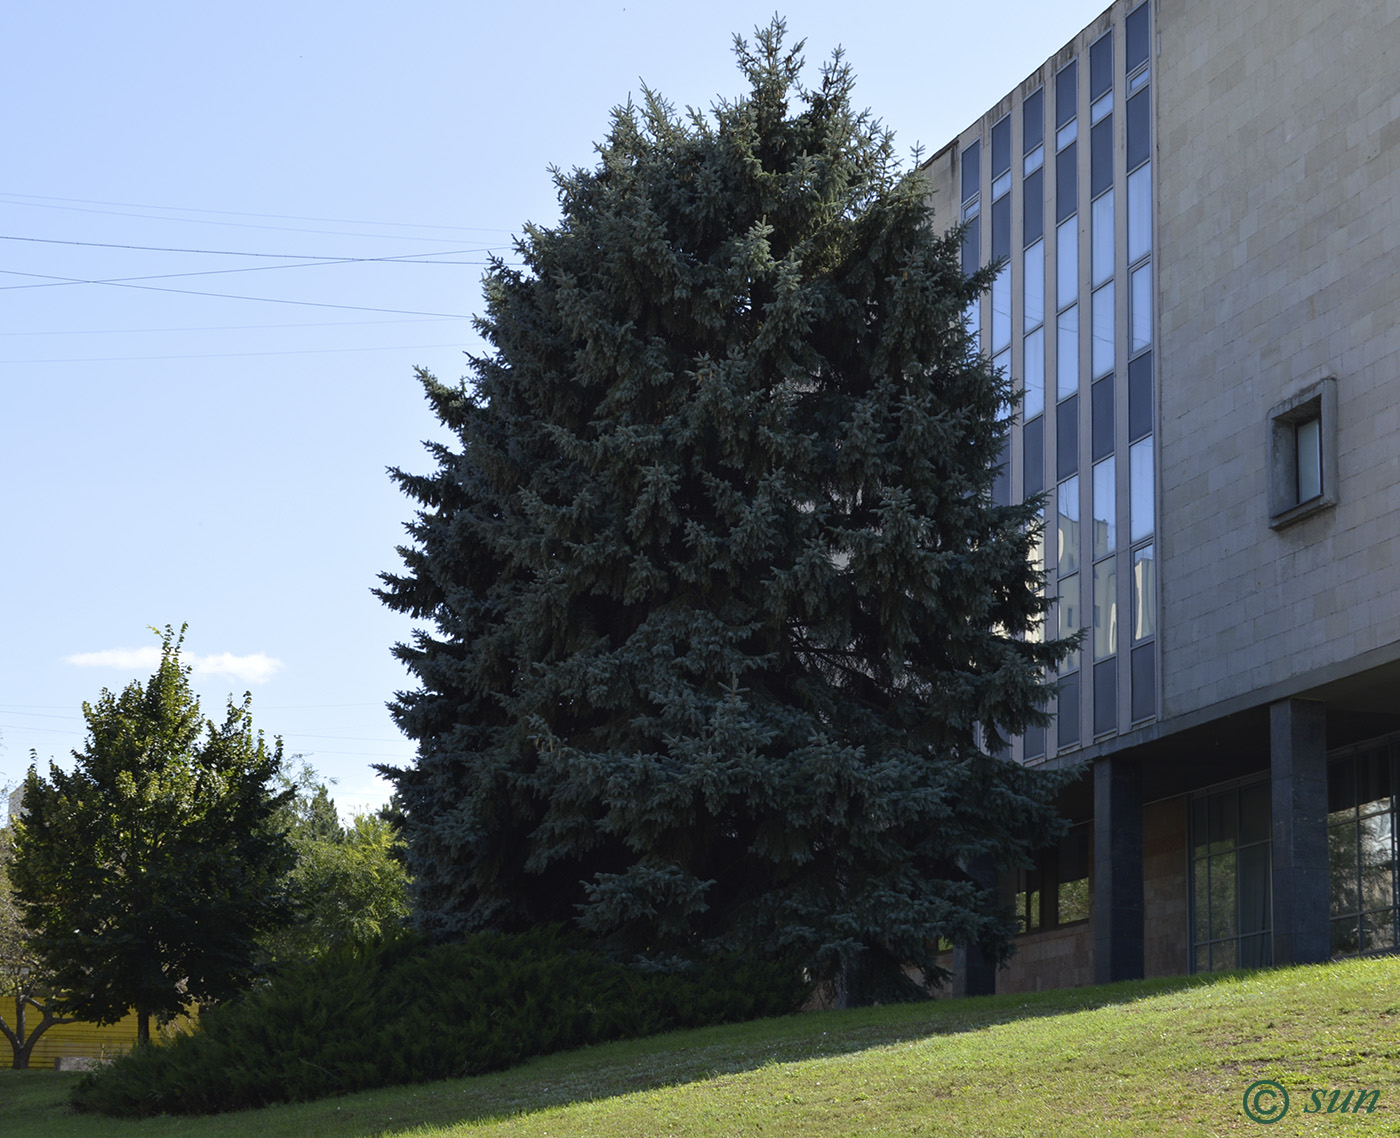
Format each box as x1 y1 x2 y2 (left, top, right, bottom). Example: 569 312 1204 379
1243 1080 1289 1123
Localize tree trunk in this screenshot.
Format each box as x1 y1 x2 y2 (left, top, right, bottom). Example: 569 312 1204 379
137 1007 150 1047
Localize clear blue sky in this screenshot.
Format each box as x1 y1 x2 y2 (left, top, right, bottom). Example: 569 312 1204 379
0 0 1110 817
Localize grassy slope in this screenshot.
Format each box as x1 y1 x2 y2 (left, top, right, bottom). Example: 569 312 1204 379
4 956 1400 1137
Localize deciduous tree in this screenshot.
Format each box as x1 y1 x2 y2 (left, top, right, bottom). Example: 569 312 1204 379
11 627 295 1044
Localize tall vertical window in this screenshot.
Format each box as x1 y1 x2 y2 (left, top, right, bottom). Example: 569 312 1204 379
1130 439 1154 542
1092 457 1116 559
1192 782 1273 972
1127 163 1152 262
1056 219 1078 310
1092 281 1115 377
1058 476 1080 575
1025 326 1046 419
1126 3 1150 76
1130 262 1152 352
1092 191 1114 286
992 269 1011 352
1329 743 1400 958
1025 241 1045 332
1093 556 1116 658
961 138 981 205
1057 305 1079 400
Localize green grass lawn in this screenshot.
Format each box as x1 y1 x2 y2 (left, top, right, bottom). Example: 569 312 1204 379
5 956 1400 1137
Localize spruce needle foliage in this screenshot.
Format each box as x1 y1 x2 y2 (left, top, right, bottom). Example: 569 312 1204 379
378 20 1075 997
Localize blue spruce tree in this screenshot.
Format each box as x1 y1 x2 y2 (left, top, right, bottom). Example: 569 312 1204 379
378 21 1076 1000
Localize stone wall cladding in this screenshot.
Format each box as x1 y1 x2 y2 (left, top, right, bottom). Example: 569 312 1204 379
1156 0 1400 718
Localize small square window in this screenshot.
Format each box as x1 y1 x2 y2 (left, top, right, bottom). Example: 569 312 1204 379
1268 376 1337 528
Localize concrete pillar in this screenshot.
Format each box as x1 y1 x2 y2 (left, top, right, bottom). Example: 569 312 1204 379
1270 698 1329 965
1094 755 1144 983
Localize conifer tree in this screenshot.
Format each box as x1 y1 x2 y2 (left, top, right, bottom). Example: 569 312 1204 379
378 21 1075 996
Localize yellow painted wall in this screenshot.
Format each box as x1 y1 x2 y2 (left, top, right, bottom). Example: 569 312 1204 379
15 1011 140 1070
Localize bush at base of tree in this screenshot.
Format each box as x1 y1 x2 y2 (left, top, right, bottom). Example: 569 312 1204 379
69 930 808 1117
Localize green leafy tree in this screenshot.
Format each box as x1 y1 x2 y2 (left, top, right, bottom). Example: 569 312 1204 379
10 627 295 1045
262 769 411 962
377 21 1074 998
0 808 78 1068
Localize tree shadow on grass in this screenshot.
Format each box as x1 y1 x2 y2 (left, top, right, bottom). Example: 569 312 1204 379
231 967 1257 1138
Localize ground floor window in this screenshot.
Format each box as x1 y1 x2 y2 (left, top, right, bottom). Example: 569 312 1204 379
1189 780 1272 971
1328 740 1399 958
1015 824 1092 933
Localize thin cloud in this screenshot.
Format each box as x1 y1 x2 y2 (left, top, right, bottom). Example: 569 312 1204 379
64 648 283 685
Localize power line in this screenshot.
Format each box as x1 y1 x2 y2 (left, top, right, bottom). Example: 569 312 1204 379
0 193 519 242
0 190 516 234
0 317 452 337
5 342 468 364
0 233 506 261
0 269 471 318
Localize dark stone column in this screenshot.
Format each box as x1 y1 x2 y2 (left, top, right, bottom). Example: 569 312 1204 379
1270 698 1329 965
1094 755 1144 983
950 855 997 996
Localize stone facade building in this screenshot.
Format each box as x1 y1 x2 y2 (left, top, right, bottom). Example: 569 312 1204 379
920 0 1400 991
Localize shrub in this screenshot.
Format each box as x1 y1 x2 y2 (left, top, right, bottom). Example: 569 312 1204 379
70 929 807 1116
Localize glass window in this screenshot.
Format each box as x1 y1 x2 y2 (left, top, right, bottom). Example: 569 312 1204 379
1056 143 1077 223
1025 144 1045 176
1024 415 1045 499
1126 3 1150 73
1130 437 1154 542
1132 543 1155 641
992 193 1011 262
1057 394 1079 481
1192 782 1274 972
1092 190 1114 286
1056 59 1078 127
1328 745 1400 960
992 431 1011 507
1024 88 1045 153
1056 119 1078 151
1092 281 1115 378
1297 417 1323 502
1056 219 1078 310
1024 167 1045 245
993 171 1012 201
1091 116 1114 198
1128 163 1151 262
1093 457 1116 558
1093 556 1117 659
1025 325 1046 418
1059 574 1081 673
1090 30 1113 99
961 139 981 203
1058 670 1081 746
1058 476 1080 576
1024 241 1045 331
1128 351 1153 441
962 214 981 276
1131 641 1155 721
1093 658 1117 735
992 115 1011 177
992 268 1011 352
1090 91 1113 125
1092 376 1114 461
1131 261 1152 352
1057 305 1079 400
1127 88 1151 171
